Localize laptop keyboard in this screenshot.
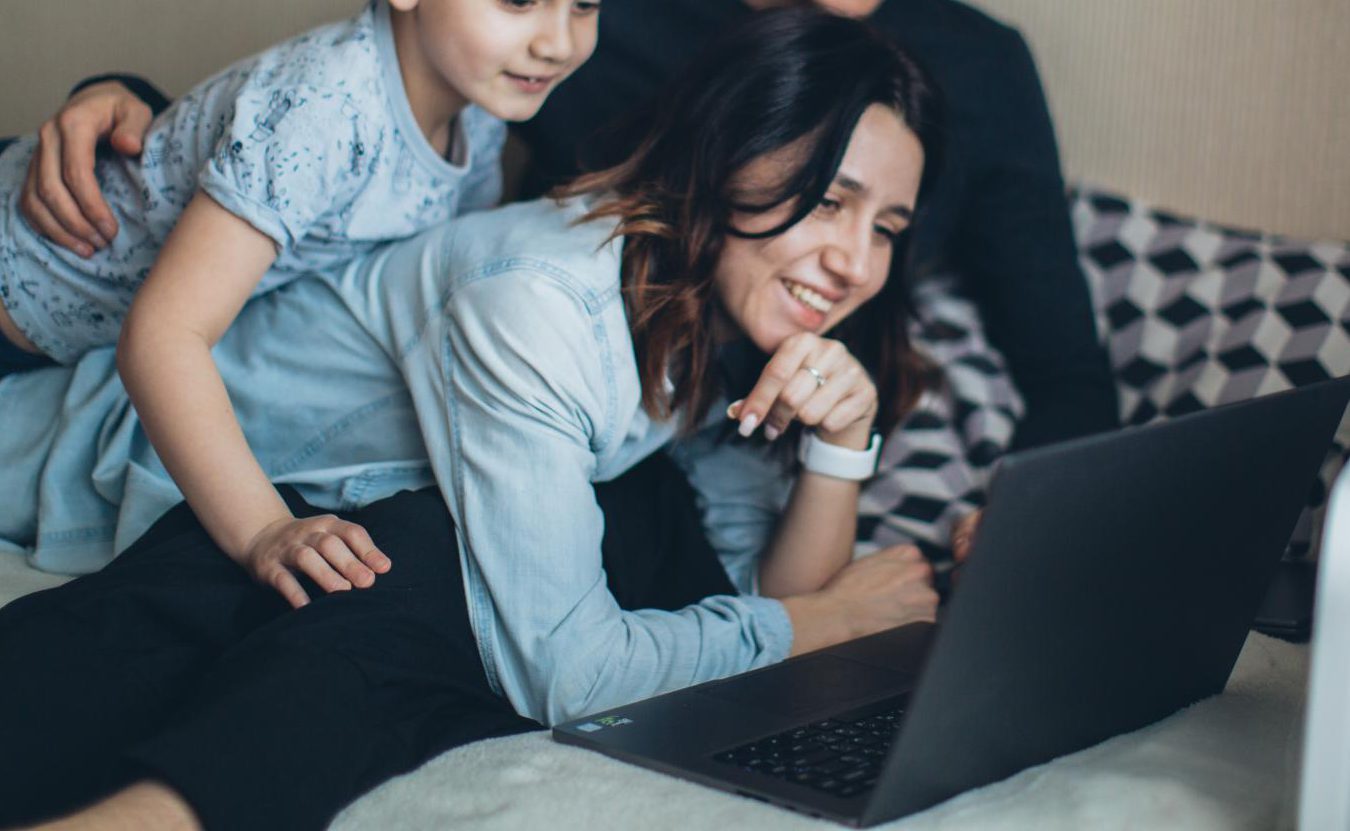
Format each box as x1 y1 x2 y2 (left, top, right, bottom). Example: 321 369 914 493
711 697 906 798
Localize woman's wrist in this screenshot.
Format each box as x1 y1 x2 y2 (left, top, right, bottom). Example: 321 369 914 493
781 592 854 657
798 430 881 481
815 418 876 450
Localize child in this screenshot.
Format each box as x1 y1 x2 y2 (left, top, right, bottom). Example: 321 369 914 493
0 0 598 605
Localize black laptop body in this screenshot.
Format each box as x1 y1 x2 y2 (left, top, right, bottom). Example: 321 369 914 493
554 378 1350 826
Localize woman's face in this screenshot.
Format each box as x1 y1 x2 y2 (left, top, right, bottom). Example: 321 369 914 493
710 104 924 354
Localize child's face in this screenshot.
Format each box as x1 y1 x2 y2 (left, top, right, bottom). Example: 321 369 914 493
392 0 599 122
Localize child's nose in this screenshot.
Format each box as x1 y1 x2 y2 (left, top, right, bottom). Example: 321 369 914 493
530 12 576 64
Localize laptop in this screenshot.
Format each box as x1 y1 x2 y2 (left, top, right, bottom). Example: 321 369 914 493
554 377 1350 826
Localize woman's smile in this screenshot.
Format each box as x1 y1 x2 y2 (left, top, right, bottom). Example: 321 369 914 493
780 277 834 328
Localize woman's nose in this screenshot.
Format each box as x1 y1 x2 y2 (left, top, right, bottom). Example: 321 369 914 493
821 225 872 287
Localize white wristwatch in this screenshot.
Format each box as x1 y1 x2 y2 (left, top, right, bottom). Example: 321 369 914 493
797 430 882 481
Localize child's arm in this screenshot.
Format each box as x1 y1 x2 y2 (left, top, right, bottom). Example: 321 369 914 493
118 191 390 607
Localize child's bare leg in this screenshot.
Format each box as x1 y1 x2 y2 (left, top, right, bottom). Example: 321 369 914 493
0 302 43 355
26 781 200 831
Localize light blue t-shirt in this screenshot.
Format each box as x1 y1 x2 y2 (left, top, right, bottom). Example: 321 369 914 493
0 0 504 363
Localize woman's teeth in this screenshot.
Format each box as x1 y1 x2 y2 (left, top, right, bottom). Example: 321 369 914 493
785 280 834 314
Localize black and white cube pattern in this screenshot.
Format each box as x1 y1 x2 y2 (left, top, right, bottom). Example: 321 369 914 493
857 276 1022 557
1073 186 1350 557
857 186 1350 561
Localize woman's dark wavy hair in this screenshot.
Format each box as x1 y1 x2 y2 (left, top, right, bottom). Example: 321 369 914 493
558 7 944 436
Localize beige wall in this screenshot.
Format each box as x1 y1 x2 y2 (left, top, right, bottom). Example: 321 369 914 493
0 1 358 134
965 0 1350 240
2 0 1346 240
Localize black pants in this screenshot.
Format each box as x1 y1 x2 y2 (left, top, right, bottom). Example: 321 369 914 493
0 454 733 830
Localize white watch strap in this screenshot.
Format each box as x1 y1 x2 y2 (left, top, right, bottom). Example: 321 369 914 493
797 431 881 481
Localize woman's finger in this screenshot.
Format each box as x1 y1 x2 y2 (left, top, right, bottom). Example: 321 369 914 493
951 510 982 563
796 362 870 429
31 121 105 250
292 544 353 594
762 365 830 439
879 544 924 564
818 387 877 435
755 337 848 439
335 521 391 575
736 333 818 436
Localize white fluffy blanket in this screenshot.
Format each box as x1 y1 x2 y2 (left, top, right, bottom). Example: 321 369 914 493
0 553 1306 830
334 633 1308 830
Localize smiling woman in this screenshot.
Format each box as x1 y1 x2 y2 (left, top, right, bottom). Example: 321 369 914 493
711 107 922 366
0 8 943 830
562 8 939 444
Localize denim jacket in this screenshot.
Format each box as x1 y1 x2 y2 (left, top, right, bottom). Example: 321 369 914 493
0 196 794 724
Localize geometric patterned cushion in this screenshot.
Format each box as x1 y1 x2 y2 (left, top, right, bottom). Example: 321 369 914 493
858 275 1023 559
860 185 1349 563
1072 184 1350 557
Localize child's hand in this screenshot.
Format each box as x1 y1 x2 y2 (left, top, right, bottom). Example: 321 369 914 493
238 515 391 609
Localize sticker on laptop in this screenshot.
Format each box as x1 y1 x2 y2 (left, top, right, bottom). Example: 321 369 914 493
575 716 635 732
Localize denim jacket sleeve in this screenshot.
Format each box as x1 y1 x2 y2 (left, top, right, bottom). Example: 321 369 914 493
434 266 792 725
329 200 794 725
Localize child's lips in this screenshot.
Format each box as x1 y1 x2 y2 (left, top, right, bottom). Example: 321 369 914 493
504 72 557 94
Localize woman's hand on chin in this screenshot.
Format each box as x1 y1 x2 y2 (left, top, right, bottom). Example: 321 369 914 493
728 332 877 449
780 545 939 657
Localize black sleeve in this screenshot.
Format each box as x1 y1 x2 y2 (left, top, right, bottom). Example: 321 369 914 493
69 73 172 117
953 30 1119 449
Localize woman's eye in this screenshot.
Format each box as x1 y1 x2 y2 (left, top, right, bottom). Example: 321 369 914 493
816 197 842 214
873 225 904 245
500 0 537 10
573 0 601 12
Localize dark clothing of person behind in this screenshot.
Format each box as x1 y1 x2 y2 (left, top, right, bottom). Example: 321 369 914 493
517 0 1119 449
0 455 735 830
